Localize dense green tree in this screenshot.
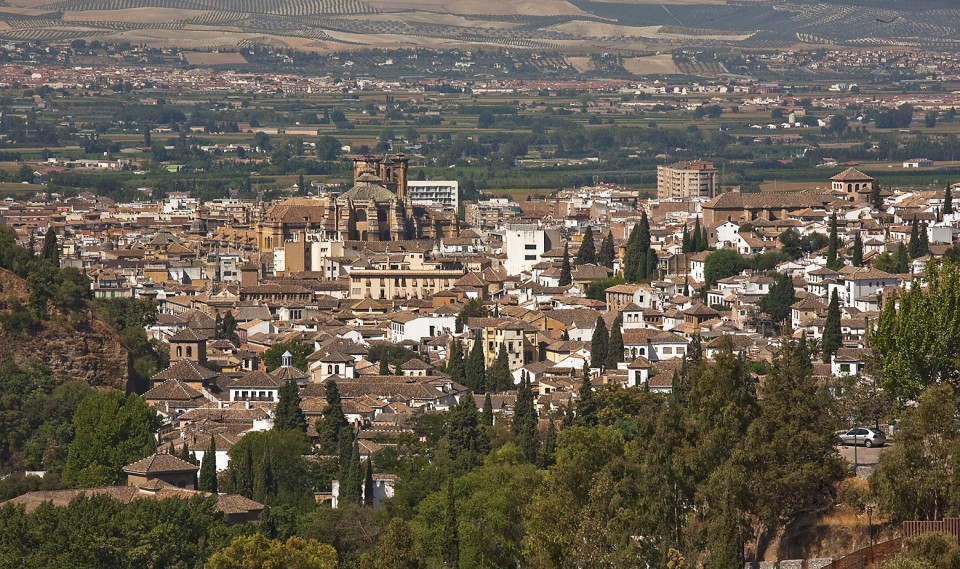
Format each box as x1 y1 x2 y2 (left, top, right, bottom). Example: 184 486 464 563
590 316 608 368
228 429 310 505
374 518 424 569
232 441 254 499
446 392 490 471
743 336 844 540
217 311 240 345
852 233 863 267
262 339 312 372
879 533 960 569
574 225 596 265
465 337 486 394
558 242 572 286
872 259 960 403
206 534 338 569
0 493 232 569
253 446 276 503
821 289 842 364
605 315 624 370
63 391 161 487
379 358 390 375
945 186 954 216
455 298 488 333
870 384 960 522
757 272 796 324
703 249 749 288
692 218 703 252
274 379 306 433
682 224 691 254
198 436 217 494
315 380 348 454
826 211 843 270
598 231 615 268
487 345 511 392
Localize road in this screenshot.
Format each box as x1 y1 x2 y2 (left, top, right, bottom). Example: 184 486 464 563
838 442 890 478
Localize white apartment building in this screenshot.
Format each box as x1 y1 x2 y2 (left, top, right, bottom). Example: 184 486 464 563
503 224 560 276
406 180 459 210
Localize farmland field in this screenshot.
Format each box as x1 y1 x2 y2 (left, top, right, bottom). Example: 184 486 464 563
0 0 958 60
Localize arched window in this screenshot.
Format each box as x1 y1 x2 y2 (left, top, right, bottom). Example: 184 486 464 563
186 346 193 358
335 365 340 375
327 364 333 374
176 346 182 358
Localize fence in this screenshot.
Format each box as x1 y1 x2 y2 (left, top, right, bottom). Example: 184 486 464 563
819 538 902 569
902 517 960 540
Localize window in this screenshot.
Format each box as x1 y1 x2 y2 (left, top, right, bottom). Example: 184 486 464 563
176 346 182 358
186 346 193 358
327 364 333 374
840 364 850 373
524 255 536 260
524 244 537 250
663 347 673 354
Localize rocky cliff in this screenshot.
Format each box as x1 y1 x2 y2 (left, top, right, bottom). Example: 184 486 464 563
0 269 130 391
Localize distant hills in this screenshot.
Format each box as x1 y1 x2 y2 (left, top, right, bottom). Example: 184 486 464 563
0 0 958 52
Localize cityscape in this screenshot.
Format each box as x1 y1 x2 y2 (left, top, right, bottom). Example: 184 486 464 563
2 1 960 568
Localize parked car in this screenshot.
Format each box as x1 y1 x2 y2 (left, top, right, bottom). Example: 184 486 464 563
838 427 886 448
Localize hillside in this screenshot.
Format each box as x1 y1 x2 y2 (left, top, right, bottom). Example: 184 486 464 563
0 0 958 52
0 268 130 391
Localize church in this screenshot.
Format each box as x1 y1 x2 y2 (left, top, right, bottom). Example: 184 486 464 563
256 154 458 252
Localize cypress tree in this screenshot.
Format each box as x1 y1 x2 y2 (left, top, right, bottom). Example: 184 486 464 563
637 211 652 280
598 231 615 268
446 391 490 469
560 329 570 341
821 289 842 364
538 419 557 468
274 379 306 432
796 330 813 377
42 227 59 267
481 393 494 426
488 344 511 392
895 242 910 273
623 223 642 282
349 437 363 505
945 186 954 215
700 224 709 252
918 222 929 257
590 316 608 369
826 211 842 270
441 479 459 569
691 218 702 252
908 217 921 258
682 224 691 253
575 373 598 427
379 358 390 375
253 447 275 502
447 340 465 385
198 436 217 494
574 225 596 265
605 315 624 370
645 248 659 281
363 459 374 507
558 242 572 286
870 183 883 210
298 173 306 196
236 442 254 499
316 380 348 453
515 372 539 463
852 233 863 267
465 336 486 394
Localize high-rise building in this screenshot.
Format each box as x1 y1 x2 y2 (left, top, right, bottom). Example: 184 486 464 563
657 161 718 199
406 180 458 211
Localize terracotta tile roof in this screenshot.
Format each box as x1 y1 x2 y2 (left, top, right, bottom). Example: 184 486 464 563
233 370 282 388
144 379 204 401
151 360 219 382
830 167 873 182
123 453 199 475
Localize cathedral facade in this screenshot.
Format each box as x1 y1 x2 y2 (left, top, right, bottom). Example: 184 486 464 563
256 154 457 252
